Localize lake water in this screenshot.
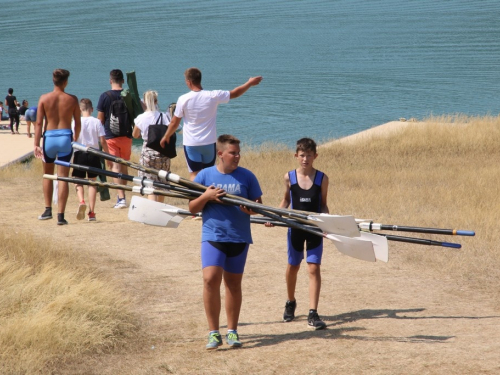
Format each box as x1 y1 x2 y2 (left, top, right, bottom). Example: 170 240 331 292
1 0 499 147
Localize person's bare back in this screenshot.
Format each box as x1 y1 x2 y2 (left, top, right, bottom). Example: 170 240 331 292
38 89 80 132
34 69 82 225
34 69 81 158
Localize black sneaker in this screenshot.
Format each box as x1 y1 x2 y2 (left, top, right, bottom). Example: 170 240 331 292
57 213 68 226
308 310 326 330
283 300 296 322
38 208 52 220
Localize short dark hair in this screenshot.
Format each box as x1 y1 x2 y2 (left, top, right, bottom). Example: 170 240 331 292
79 98 93 112
22 100 28 106
217 134 240 151
53 69 70 86
110 69 124 83
184 67 202 86
8 88 13 94
296 137 317 154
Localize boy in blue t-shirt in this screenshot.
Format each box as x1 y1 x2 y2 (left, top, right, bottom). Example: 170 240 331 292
279 138 330 330
189 134 263 350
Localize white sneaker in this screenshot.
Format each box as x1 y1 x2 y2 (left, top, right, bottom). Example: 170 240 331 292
113 198 127 209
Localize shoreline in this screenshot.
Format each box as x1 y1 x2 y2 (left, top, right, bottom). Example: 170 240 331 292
0 119 35 168
320 119 419 148
0 119 417 168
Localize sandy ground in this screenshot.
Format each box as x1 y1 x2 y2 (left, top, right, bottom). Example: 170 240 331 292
0 119 34 167
1 121 499 374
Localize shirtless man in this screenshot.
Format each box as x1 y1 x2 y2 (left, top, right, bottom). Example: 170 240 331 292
34 69 81 225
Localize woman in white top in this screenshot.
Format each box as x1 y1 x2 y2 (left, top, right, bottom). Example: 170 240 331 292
132 90 171 202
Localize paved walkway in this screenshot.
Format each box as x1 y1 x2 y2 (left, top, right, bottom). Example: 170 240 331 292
0 119 35 168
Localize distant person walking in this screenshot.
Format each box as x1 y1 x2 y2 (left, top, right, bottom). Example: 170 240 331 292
5 88 20 134
24 105 37 138
34 69 81 225
72 98 111 222
19 100 29 121
0 101 10 121
97 69 133 209
132 90 171 203
160 67 262 180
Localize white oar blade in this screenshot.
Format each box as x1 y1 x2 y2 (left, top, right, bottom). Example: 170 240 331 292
359 232 389 262
309 214 360 237
128 196 185 228
327 234 376 262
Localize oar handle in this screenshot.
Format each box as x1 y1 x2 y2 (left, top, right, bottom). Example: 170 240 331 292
43 175 192 199
359 222 475 236
55 160 134 182
378 234 462 248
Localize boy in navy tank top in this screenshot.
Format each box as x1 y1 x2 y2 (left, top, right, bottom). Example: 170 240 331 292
279 138 330 329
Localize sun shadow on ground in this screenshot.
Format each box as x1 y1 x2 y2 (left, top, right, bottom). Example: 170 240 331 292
237 308 500 349
324 308 499 326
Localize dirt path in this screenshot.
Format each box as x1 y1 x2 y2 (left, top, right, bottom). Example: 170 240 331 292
2 172 499 375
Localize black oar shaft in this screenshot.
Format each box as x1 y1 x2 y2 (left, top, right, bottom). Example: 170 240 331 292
45 175 192 199
376 234 461 248
360 222 475 236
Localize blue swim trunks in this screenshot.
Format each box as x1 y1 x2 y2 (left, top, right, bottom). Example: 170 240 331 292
287 228 323 266
25 108 37 122
201 241 250 274
183 143 216 173
43 128 73 164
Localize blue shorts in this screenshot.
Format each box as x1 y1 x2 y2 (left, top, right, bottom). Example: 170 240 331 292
25 108 37 122
183 143 216 173
201 241 250 274
287 228 323 266
43 128 73 164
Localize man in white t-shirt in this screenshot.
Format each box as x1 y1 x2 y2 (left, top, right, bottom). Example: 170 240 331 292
160 67 262 180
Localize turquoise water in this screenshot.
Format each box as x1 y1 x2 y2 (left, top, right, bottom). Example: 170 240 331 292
1 0 499 147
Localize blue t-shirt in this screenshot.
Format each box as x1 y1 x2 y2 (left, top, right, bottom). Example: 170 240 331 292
194 166 263 244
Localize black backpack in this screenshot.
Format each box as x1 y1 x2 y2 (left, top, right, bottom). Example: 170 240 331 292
105 91 132 137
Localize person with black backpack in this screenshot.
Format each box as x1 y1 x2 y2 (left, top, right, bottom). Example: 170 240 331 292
97 69 133 209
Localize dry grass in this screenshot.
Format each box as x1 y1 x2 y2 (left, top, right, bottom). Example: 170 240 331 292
0 114 499 374
240 115 500 299
0 229 138 374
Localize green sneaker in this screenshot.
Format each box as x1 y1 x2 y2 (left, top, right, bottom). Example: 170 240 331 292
226 331 242 348
206 332 222 350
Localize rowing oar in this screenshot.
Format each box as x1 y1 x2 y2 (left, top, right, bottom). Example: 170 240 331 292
127 196 381 262
357 221 475 237
71 143 362 236
43 173 380 261
162 207 461 249
61 154 361 238
70 143 474 239
42 174 193 200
